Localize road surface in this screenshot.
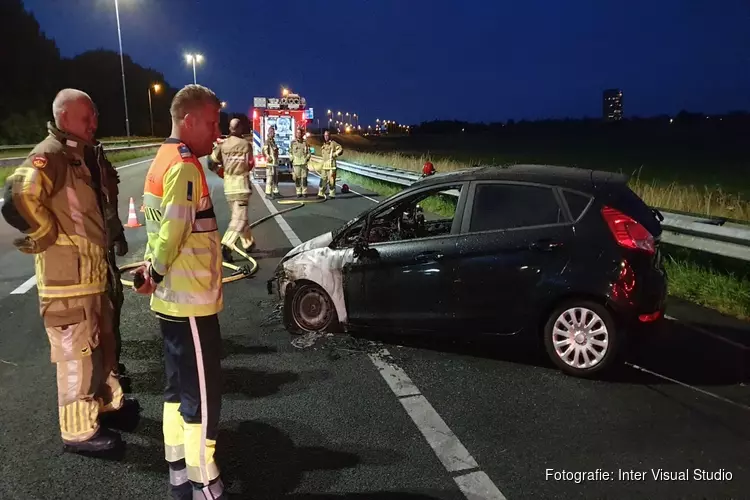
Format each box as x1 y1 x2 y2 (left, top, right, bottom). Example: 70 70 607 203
0 154 748 500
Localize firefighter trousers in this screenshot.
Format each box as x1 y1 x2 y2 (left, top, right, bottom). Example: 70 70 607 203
264 164 279 195
221 199 254 251
160 314 225 498
293 164 309 195
318 168 336 198
41 293 124 443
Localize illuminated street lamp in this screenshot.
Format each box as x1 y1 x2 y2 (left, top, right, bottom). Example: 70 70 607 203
114 0 130 142
148 83 161 137
353 113 358 127
220 101 227 109
282 88 289 97
185 53 203 84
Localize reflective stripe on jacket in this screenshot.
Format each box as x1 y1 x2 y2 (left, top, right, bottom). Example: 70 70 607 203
143 139 223 318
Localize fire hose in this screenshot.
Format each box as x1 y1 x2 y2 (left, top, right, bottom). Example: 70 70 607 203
119 193 328 289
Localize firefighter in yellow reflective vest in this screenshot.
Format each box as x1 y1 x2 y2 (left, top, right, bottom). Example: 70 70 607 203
1 89 139 457
262 126 279 197
318 129 343 198
289 127 312 197
208 118 255 262
133 84 226 500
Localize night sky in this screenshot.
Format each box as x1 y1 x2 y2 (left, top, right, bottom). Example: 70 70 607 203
23 0 750 126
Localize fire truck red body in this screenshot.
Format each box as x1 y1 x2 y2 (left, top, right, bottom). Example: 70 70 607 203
249 93 312 181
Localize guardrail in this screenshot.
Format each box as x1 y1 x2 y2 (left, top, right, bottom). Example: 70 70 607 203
0 142 161 168
0 138 161 151
312 155 750 262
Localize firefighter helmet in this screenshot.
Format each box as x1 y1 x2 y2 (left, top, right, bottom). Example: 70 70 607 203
341 184 350 193
422 161 435 176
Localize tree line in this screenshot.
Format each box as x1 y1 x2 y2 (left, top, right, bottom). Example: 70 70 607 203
0 0 244 145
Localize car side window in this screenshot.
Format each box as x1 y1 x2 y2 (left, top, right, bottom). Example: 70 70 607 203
367 184 463 244
468 183 564 232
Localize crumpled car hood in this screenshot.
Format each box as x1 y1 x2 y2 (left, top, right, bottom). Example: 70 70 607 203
283 231 334 261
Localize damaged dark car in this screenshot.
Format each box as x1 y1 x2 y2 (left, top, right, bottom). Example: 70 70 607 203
268 164 667 377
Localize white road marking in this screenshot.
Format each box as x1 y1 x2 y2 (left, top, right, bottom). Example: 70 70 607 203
261 190 507 498
10 276 36 295
625 362 750 412
665 314 749 351
115 157 154 171
369 349 507 499
250 181 303 247
4 156 154 296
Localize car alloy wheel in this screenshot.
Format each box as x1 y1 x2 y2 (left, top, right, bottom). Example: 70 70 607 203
290 283 336 333
543 300 619 377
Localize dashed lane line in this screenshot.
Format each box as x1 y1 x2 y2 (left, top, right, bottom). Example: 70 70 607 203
10 276 36 295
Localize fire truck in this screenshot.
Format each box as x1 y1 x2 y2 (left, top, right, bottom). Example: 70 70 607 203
250 93 313 182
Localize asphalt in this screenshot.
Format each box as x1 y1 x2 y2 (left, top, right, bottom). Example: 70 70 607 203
0 156 749 500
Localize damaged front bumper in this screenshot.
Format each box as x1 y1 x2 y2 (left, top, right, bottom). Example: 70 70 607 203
266 263 288 300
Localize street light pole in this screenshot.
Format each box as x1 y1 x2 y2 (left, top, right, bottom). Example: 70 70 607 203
192 58 197 84
148 87 153 137
114 0 130 143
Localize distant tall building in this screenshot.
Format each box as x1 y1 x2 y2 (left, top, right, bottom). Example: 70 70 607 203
603 89 623 121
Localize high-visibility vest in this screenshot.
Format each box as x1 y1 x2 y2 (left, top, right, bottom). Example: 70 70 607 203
142 139 223 318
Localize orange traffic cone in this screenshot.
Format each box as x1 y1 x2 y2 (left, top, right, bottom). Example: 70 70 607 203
124 197 142 228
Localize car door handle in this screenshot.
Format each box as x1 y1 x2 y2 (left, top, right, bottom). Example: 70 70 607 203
415 251 444 261
530 239 563 251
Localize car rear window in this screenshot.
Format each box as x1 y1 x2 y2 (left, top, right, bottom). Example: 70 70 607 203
563 191 592 220
469 183 563 232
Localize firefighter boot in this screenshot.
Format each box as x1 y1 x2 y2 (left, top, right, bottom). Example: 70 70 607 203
100 397 142 433
62 427 123 457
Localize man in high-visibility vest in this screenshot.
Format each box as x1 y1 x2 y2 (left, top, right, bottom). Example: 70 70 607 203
1 88 138 456
208 118 255 262
133 84 226 500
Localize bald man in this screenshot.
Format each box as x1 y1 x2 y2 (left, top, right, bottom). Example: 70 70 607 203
208 118 255 262
1 88 139 457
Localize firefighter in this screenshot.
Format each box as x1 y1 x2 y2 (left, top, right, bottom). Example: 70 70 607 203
132 84 226 500
262 126 279 198
289 128 312 197
1 88 139 456
208 118 255 262
318 129 343 198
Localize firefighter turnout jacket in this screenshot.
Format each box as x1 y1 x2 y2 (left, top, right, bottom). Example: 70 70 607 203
1 122 117 299
289 138 311 166
209 135 253 202
320 140 343 170
142 139 223 318
262 136 279 166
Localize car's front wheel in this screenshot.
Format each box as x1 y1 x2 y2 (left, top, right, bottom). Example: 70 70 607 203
288 282 339 334
543 300 621 377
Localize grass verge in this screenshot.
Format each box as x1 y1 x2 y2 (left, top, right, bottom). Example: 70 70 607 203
0 147 158 185
332 168 750 320
337 150 750 222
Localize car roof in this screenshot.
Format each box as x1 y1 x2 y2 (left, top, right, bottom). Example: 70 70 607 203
413 164 629 193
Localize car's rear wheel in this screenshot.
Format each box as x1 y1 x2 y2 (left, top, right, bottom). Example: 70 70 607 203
289 282 339 334
543 300 620 377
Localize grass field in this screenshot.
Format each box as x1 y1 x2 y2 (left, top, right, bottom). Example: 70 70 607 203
0 147 158 185
312 160 750 321
312 134 750 222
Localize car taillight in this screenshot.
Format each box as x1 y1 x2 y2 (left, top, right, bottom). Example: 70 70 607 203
601 206 655 254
